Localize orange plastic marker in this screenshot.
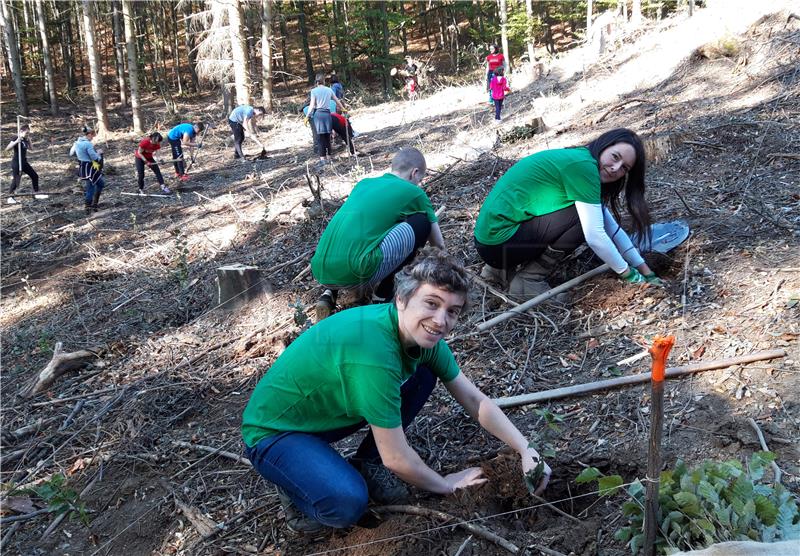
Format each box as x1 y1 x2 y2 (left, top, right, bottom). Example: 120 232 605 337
648 335 675 382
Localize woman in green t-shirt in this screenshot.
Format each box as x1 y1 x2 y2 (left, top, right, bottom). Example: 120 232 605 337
474 128 663 298
242 248 551 534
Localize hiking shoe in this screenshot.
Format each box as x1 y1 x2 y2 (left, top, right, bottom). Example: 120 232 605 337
138 188 145 195
34 194 49 200
315 290 336 321
350 457 409 505
161 185 172 194
275 486 326 535
6 196 17 204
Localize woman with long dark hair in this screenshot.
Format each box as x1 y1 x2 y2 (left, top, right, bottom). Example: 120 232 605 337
474 128 662 298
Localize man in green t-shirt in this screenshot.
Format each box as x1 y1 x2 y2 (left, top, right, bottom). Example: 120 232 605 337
474 128 663 299
310 148 444 320
242 248 552 535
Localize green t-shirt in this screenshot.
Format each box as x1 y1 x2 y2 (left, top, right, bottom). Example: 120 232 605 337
241 303 460 447
474 147 601 245
311 173 438 286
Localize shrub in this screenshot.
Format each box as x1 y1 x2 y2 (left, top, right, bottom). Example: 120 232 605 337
576 452 800 554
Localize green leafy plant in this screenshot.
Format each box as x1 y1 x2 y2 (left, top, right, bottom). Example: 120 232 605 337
18 473 89 525
576 452 800 554
289 299 309 328
529 408 564 459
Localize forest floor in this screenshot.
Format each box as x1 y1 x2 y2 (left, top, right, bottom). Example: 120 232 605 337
1 2 799 555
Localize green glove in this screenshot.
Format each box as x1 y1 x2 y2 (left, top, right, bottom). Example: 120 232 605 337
91 160 101 170
643 272 665 286
620 267 646 284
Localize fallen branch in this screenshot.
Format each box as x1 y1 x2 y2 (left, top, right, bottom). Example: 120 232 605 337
373 505 519 554
493 349 787 409
766 152 800 160
23 342 100 398
594 98 650 124
477 264 610 331
170 440 251 466
747 418 783 484
174 497 220 539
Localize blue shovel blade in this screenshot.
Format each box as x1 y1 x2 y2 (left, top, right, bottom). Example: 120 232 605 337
632 220 691 254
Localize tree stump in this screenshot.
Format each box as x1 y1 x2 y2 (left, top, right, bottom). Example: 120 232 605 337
215 264 267 310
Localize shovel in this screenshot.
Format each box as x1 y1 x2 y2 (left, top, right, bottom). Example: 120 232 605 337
476 220 690 332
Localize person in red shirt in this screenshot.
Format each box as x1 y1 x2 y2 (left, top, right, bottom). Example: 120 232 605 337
485 44 505 93
331 112 357 155
135 132 170 195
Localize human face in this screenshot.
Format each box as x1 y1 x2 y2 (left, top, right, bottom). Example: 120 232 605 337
598 142 636 184
396 284 465 349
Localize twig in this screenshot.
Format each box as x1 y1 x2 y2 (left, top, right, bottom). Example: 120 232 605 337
265 249 313 277
170 440 251 466
373 505 519 554
747 418 783 484
594 98 650 124
532 494 581 524
0 508 52 525
452 534 473 556
527 544 569 556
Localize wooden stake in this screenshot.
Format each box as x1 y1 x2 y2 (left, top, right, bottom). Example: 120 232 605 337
492 349 786 408
644 336 674 556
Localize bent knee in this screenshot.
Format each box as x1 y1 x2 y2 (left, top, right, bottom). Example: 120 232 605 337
315 491 368 528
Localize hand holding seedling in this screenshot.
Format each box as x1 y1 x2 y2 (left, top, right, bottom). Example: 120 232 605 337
522 443 552 495
444 467 488 493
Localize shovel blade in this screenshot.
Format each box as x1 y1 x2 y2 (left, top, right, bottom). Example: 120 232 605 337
633 220 690 254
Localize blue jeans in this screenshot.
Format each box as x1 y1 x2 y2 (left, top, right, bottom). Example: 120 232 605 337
244 366 437 528
494 98 504 120
84 175 105 204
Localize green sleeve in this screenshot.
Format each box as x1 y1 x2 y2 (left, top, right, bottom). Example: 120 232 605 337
420 341 460 382
562 160 601 204
416 190 438 223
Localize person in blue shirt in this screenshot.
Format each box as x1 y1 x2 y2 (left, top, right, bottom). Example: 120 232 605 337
330 74 344 100
70 126 105 214
228 105 266 160
167 122 203 181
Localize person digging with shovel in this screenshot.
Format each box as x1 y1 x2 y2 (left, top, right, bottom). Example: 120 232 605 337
474 128 664 300
167 122 203 181
134 132 171 195
242 248 552 536
228 104 266 161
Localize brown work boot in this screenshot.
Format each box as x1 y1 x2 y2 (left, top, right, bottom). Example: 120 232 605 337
276 486 328 536
479 264 508 287
314 289 337 321
507 247 567 301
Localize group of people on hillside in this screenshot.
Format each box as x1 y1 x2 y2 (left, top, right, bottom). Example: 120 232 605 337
242 127 664 535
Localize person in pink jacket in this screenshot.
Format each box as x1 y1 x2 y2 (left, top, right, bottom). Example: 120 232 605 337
489 67 511 121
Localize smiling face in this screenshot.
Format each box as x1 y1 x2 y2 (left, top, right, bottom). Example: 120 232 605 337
396 283 465 349
598 142 636 184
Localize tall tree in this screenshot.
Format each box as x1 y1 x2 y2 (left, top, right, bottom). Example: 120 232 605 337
296 3 314 85
261 0 273 109
228 0 251 105
498 0 510 72
0 0 28 116
111 0 127 106
35 0 58 114
182 1 200 91
81 0 110 134
525 0 535 72
122 0 142 132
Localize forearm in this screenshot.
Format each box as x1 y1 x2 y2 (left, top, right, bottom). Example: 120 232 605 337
428 222 445 249
475 398 528 453
386 450 452 495
575 201 628 273
602 206 645 268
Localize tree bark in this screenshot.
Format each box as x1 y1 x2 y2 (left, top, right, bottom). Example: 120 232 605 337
183 0 199 92
52 1 76 94
81 0 110 135
296 4 315 85
525 0 535 71
498 0 511 72
171 2 183 96
380 1 390 99
228 0 251 105
111 0 127 106
35 0 58 114
261 0 273 109
0 0 28 116
122 0 143 133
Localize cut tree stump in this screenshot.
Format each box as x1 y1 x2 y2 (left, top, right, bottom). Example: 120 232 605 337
215 264 269 310
23 342 99 398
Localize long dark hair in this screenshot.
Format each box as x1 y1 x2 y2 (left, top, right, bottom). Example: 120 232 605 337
585 128 650 246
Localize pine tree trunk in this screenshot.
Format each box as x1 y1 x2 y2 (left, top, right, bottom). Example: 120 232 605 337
171 2 183 95
261 0 273 109
35 0 58 114
525 0 535 70
112 0 127 106
296 4 314 85
55 1 76 93
380 1 390 99
76 4 86 86
342 0 353 82
122 0 143 133
278 7 288 74
228 0 251 105
1 0 29 116
498 0 511 72
81 0 110 134
183 1 199 92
